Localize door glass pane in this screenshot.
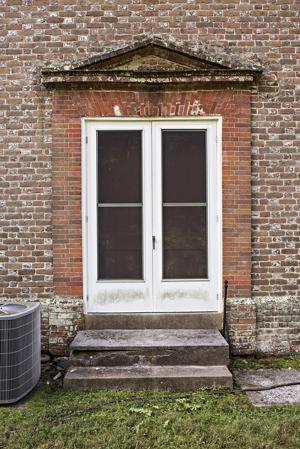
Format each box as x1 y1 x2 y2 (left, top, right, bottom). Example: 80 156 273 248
162 129 208 279
162 130 206 203
98 131 142 203
163 206 207 279
98 207 142 279
97 130 143 280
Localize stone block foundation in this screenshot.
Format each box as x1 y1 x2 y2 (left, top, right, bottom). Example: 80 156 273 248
1 297 299 357
228 296 300 356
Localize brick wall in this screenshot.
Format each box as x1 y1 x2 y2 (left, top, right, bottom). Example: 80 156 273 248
1 1 299 355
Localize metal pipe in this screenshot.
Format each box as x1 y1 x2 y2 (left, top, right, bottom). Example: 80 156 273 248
222 280 229 339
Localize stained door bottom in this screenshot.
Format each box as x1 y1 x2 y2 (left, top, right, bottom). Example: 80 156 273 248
85 312 223 330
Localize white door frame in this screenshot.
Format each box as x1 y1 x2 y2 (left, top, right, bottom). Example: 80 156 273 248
82 117 222 314
152 121 221 312
83 121 153 313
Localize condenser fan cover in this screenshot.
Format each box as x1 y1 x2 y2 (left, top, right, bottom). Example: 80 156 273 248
0 302 41 404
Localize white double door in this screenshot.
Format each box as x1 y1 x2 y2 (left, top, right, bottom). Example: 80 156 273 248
84 119 221 313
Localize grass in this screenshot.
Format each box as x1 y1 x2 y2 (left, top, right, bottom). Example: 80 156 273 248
231 355 300 370
1 364 300 449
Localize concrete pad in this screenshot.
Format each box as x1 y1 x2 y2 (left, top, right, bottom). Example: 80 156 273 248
246 386 300 406
235 369 300 406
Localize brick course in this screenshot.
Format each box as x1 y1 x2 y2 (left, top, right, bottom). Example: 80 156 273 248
1 1 299 355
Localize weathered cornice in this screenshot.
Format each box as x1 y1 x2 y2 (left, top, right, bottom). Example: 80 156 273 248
42 69 260 88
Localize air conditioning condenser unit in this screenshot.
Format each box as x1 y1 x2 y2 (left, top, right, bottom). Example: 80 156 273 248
0 302 41 404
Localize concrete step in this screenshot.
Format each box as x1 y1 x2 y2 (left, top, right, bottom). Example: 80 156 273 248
70 329 229 367
64 365 233 391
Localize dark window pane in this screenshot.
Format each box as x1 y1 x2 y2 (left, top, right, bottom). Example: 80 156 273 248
98 131 142 203
98 207 142 279
163 206 207 279
162 130 206 203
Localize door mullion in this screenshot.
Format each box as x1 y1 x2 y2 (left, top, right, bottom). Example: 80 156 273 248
152 121 164 313
151 121 156 312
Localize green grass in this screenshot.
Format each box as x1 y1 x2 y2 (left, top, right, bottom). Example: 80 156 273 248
231 355 300 370
1 365 300 449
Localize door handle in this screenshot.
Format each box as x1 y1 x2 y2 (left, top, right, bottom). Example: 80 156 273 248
152 236 156 250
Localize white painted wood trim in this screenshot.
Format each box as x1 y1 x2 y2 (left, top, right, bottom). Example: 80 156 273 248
152 120 222 312
83 121 153 313
83 116 222 122
81 118 88 314
82 117 222 313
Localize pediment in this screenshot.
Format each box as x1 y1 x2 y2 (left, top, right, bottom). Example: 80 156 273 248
74 42 227 72
115 54 191 71
42 37 262 88
89 53 205 72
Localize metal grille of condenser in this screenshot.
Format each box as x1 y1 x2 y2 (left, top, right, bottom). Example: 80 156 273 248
0 302 41 404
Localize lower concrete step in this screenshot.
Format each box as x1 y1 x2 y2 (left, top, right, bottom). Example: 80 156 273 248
70 329 229 367
64 365 232 391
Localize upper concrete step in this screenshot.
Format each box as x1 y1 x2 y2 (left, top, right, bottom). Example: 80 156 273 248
71 329 228 351
70 329 229 367
64 365 233 391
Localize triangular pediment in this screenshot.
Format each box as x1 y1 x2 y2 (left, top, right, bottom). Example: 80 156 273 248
91 53 198 72
114 54 191 71
42 37 262 87
75 42 227 72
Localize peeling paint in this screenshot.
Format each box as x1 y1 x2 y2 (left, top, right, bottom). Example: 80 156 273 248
190 100 205 116
113 105 122 116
